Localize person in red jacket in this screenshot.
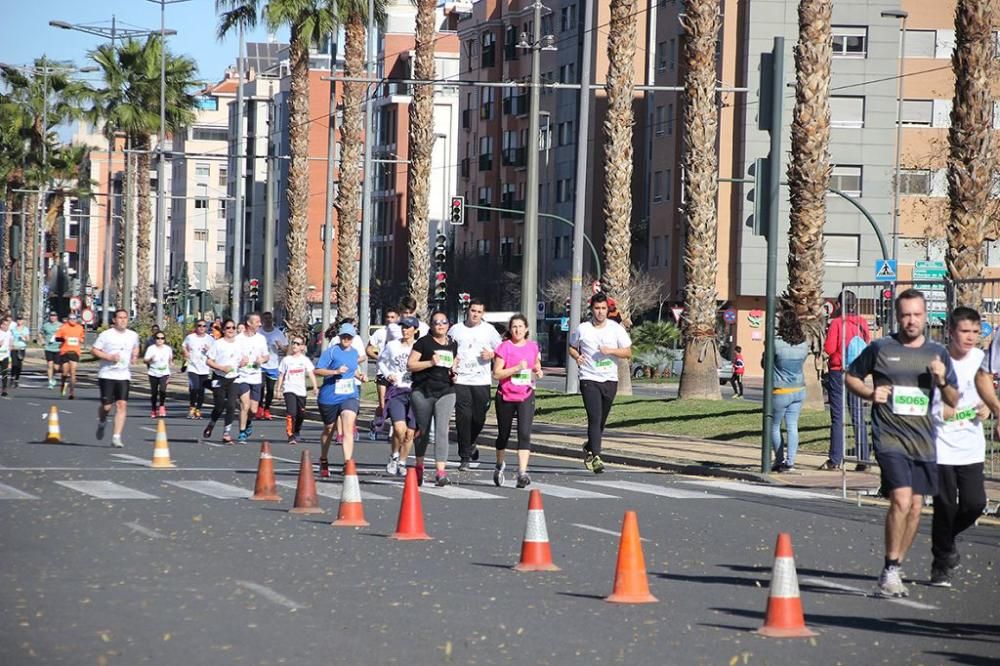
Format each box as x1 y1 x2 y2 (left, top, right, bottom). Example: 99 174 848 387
821 290 871 470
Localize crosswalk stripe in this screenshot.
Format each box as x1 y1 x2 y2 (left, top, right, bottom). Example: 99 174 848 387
111 453 152 467
531 482 619 499
164 480 250 499
580 479 728 499
276 479 392 501
682 480 832 501
420 484 506 500
0 482 39 500
55 480 159 500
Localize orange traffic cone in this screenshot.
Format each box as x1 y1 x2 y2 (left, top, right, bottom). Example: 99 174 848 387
390 467 431 540
756 533 817 638
150 419 175 469
289 449 323 514
44 406 61 443
605 511 658 604
250 441 281 501
514 489 560 571
332 459 369 527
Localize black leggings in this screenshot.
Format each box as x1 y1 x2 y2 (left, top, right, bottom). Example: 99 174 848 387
730 374 743 396
148 375 168 410
580 380 617 456
188 372 209 408
262 373 277 409
455 384 492 459
284 393 306 434
11 350 24 381
0 358 8 390
210 376 239 426
494 394 534 451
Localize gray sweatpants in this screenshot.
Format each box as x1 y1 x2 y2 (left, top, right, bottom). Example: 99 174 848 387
411 388 456 463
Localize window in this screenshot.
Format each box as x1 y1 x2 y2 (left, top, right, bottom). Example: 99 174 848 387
654 106 665 135
664 168 671 200
560 4 576 32
195 198 208 209
195 183 208 209
653 170 665 203
904 30 936 58
465 39 476 71
480 87 494 120
553 235 563 259
657 41 667 71
217 243 226 253
479 136 493 171
830 165 863 197
218 167 227 188
557 120 575 146
898 169 931 196
194 229 208 241
556 177 574 203
824 234 860 267
668 38 676 70
195 163 211 179
830 96 865 128
900 99 933 126
559 63 576 84
541 14 553 37
831 26 867 57
478 186 493 206
667 103 674 134
481 32 496 68
218 199 228 220
505 25 519 60
192 126 228 142
477 239 491 256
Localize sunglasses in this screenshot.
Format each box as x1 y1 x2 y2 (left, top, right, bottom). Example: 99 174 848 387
224 325 236 330
155 337 165 340
292 340 304 345
431 320 449 325
196 323 206 328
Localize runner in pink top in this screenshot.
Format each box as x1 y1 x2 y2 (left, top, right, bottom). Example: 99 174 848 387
492 314 543 488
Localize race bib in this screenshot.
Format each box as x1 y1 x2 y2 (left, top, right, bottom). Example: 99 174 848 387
335 378 355 395
152 364 168 373
594 358 615 369
511 370 533 386
946 406 978 423
67 337 79 346
891 386 929 416
435 350 454 368
49 335 57 344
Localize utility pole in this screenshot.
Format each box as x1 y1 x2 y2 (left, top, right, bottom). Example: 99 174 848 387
566 0 595 395
322 29 338 349
357 0 376 343
123 143 135 316
262 97 277 313
231 27 246 320
32 67 49 335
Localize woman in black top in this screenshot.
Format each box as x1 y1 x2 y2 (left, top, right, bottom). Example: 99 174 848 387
407 310 458 487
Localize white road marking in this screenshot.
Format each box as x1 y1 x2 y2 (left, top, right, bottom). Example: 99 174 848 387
234 580 305 611
59 409 72 415
571 523 649 542
111 453 152 467
27 401 40 407
0 482 39 500
799 576 938 611
420 484 506 500
141 426 157 433
581 479 728 499
55 480 159 500
276 479 392 501
531 482 620 499
165 480 250 499
124 521 167 539
683 480 832 501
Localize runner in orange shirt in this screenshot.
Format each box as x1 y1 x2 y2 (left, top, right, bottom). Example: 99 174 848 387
56 313 86 399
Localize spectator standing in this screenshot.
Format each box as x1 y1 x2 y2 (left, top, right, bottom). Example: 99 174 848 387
821 290 872 470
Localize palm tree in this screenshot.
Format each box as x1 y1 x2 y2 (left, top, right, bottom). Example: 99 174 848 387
406 0 437 318
786 0 832 406
947 0 996 309
677 1 722 400
44 143 92 235
218 1 338 336
0 93 28 315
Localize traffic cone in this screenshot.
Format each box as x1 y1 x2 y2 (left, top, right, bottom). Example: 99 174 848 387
44 406 61 443
250 441 281 501
150 419 175 469
332 459 369 527
605 511 658 604
756 533 817 638
289 449 323 514
514 489 560 571
390 467 431 540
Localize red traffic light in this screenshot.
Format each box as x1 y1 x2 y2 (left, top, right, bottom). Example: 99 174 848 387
451 197 463 208
881 288 893 300
435 272 447 282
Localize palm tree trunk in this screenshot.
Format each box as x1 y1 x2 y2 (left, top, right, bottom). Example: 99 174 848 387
134 135 153 324
283 26 312 338
335 15 366 324
407 0 437 320
677 0 722 400
788 0 832 408
0 192 14 314
947 0 996 309
22 194 37 324
602 0 638 396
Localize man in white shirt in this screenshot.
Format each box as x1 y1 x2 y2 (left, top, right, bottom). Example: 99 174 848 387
449 298 502 470
386 296 430 341
568 292 632 474
182 319 214 419
235 312 270 443
91 309 141 447
930 307 1000 587
367 306 400 439
259 311 288 420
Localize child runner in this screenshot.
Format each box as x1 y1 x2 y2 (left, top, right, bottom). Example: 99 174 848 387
144 330 173 418
407 310 458 486
730 345 745 399
203 319 243 444
275 334 318 445
378 316 419 476
56 313 85 399
492 313 543 488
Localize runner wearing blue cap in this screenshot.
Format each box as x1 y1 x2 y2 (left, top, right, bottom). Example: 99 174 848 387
314 322 364 477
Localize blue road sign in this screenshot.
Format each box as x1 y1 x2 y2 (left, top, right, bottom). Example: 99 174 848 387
723 308 737 324
875 259 897 282
982 321 994 338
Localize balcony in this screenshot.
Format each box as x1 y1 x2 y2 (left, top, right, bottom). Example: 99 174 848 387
502 93 527 116
502 147 526 167
479 154 493 171
462 108 471 129
460 158 470 179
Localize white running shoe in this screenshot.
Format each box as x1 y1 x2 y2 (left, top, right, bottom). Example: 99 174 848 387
875 566 909 598
386 454 399 475
111 434 124 448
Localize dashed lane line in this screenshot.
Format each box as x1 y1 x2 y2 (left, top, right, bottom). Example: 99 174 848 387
799 576 939 611
234 580 305 611
571 523 649 542
0 482 39 500
124 521 167 539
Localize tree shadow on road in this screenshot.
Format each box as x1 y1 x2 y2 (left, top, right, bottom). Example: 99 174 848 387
650 571 766 588
29 439 107 448
924 652 999 666
720 563 874 583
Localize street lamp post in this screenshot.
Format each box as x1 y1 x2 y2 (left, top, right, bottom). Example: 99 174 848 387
881 9 908 263
358 0 376 343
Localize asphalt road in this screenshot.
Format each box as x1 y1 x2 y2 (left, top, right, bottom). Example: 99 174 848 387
1 368 996 664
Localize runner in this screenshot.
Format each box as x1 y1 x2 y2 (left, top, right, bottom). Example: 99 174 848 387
91 309 141 448
845 288 958 598
234 312 270 443
492 314 543 488
275 334 318 445
568 292 632 474
10 314 29 388
143 330 173 418
41 312 61 389
332 317 367 446
730 345 745 399
377 315 419 476
407 310 458 487
928 307 1000 587
366 306 400 440
203 318 242 444
315 323 363 477
182 320 213 419
258 311 288 420
55 313 86 399
386 297 430 341
449 297 502 470
0 316 11 397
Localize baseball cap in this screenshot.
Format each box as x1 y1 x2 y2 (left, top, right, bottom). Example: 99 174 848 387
338 323 357 338
400 316 419 329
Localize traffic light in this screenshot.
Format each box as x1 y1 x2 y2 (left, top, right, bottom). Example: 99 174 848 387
564 297 571 313
458 292 471 310
249 278 260 301
434 271 447 302
877 286 894 329
433 234 448 269
449 196 465 226
746 157 770 237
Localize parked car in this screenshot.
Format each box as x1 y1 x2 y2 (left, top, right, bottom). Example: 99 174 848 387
670 357 734 385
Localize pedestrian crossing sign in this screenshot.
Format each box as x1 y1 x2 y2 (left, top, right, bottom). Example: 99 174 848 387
875 259 897 282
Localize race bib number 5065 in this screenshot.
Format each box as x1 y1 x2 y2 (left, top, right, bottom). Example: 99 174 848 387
891 386 929 416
